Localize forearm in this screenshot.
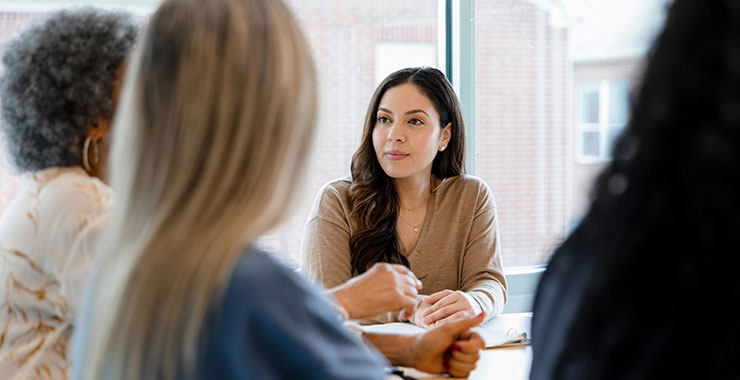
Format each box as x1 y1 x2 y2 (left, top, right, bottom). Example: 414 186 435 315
362 332 417 367
466 283 506 319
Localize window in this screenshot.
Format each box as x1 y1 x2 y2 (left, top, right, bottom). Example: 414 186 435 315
0 0 670 270
577 80 630 162
471 0 668 266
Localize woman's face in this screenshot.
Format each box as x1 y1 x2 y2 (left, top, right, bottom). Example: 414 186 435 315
372 83 451 181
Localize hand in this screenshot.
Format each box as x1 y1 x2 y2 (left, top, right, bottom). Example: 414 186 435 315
411 312 486 377
329 263 422 320
411 296 433 328
420 289 481 327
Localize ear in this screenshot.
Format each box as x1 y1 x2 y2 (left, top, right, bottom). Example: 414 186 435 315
439 122 452 151
87 117 111 141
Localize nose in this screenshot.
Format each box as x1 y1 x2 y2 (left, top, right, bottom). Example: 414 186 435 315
387 123 405 143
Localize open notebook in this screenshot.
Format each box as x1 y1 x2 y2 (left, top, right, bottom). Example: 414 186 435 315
360 313 531 348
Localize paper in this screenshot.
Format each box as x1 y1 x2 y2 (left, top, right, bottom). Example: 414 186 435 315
360 313 531 348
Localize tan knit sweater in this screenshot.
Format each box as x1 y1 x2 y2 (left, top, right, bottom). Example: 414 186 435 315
300 175 507 324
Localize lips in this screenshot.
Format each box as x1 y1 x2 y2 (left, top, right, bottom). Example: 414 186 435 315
384 150 409 161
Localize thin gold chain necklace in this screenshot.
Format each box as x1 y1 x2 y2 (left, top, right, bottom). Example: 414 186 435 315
401 191 430 213
398 213 421 233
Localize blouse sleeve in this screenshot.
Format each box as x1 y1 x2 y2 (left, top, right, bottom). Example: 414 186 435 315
37 175 112 320
460 184 508 321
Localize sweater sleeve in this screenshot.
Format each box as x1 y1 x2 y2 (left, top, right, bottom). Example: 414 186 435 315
300 182 402 324
460 186 507 322
300 183 353 289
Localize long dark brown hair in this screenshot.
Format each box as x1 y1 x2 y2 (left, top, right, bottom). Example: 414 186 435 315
348 67 465 274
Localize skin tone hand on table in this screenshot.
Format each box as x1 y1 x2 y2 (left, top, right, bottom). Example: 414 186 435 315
414 289 481 328
364 312 486 378
329 263 423 320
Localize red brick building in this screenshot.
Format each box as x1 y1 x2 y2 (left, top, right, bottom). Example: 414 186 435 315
0 0 663 268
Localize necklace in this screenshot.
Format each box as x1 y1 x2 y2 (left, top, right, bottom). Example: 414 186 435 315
401 192 430 214
398 214 421 233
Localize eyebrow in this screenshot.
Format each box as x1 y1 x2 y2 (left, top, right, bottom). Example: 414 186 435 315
377 107 430 117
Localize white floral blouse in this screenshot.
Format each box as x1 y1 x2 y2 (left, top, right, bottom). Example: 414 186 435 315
0 167 112 380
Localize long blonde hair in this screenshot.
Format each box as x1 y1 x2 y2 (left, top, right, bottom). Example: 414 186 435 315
79 0 317 378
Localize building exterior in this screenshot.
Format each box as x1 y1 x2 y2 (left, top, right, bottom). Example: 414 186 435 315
0 0 665 268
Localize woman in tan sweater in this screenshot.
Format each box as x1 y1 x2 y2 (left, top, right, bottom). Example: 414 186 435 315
302 67 507 327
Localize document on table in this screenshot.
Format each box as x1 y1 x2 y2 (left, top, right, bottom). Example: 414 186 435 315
360 313 531 348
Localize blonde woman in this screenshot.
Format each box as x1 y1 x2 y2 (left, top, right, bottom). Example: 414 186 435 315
0 8 137 380
71 0 485 379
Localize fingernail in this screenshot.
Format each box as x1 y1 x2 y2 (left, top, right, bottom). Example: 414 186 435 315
452 343 461 351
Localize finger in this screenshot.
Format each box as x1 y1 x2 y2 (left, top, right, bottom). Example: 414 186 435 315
455 332 485 352
397 294 418 321
397 272 423 291
388 265 423 288
424 297 470 322
440 312 486 337
423 289 452 304
422 293 458 317
451 347 480 363
447 359 477 378
399 283 419 299
430 310 471 327
424 303 468 326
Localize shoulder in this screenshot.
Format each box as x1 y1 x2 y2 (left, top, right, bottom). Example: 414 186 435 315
435 175 496 212
308 177 353 223
203 246 387 379
36 167 113 218
315 177 352 205
223 246 335 321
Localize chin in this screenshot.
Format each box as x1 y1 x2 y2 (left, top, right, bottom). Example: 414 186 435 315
380 167 411 179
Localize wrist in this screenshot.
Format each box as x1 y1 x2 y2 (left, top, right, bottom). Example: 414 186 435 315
329 286 356 319
364 333 418 367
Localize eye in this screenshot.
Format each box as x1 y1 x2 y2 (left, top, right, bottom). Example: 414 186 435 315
408 118 424 126
378 115 391 124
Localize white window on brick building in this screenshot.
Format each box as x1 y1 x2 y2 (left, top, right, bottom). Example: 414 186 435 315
576 79 629 163
374 41 436 86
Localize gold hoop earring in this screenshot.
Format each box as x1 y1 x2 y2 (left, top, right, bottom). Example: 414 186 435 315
82 136 100 173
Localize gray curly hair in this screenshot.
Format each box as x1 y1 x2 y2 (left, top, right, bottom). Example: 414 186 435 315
0 7 139 173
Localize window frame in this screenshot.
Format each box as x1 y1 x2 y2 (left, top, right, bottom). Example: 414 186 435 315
576 80 629 163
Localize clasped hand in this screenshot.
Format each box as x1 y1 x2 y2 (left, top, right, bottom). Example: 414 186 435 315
413 289 480 328
329 263 422 320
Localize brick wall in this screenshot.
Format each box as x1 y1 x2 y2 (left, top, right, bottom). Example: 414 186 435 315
0 2 642 270
571 58 642 220
0 12 41 214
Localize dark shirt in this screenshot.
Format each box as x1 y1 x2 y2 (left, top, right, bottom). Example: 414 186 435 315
196 247 388 379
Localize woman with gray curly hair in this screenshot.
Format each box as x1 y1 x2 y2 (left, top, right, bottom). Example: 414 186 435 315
0 7 137 380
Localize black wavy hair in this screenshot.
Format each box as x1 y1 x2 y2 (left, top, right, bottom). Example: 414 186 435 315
541 0 740 378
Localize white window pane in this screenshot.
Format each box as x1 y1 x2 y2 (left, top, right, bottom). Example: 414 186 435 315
474 0 667 267
261 0 439 266
609 80 629 124
582 131 600 157
581 87 600 123
375 41 436 86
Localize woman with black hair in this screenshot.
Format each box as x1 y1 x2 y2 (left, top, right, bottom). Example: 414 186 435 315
302 67 507 327
531 0 740 378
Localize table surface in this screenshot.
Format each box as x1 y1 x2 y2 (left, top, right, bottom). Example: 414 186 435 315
392 313 533 380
